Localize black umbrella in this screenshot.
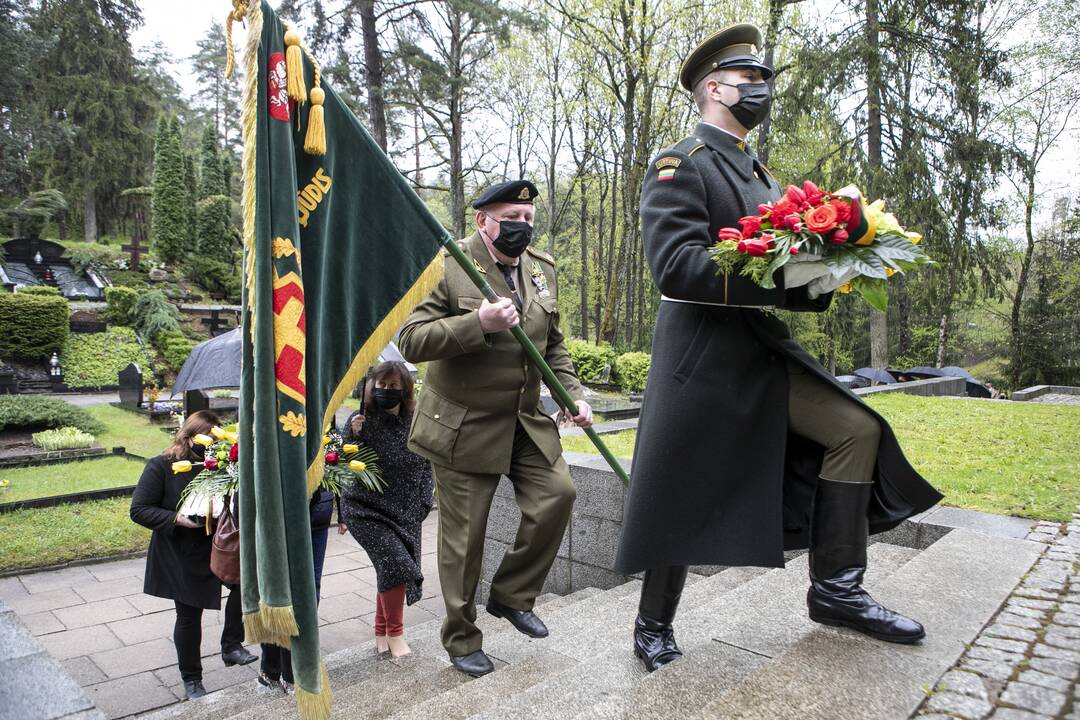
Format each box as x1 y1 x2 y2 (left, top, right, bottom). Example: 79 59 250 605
171 329 416 397
939 366 976 381
854 367 897 385
171 328 242 396
836 374 870 389
905 366 946 379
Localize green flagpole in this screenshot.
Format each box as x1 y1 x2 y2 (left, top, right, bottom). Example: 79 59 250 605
441 237 630 485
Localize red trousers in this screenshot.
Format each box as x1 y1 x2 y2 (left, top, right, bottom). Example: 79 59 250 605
375 584 405 637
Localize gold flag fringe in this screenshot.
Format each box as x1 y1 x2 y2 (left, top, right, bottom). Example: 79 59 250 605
236 0 262 339
295 660 332 720
243 602 299 646
306 256 444 495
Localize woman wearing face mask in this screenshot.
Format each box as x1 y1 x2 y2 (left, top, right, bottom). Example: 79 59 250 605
129 410 257 700
340 361 434 657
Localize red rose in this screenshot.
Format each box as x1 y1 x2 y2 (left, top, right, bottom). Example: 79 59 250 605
204 457 218 470
718 227 743 241
738 215 762 238
802 181 824 205
804 204 839 234
771 197 798 221
325 451 339 465
789 246 800 255
831 228 850 244
228 443 238 462
832 200 852 224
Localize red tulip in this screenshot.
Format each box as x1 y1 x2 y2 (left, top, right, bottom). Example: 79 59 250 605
718 227 743 242
789 246 800 255
738 215 763 238
325 451 339 465
802 181 824 205
785 184 807 205
831 228 850 244
758 203 773 215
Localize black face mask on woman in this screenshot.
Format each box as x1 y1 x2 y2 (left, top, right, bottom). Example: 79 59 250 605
373 388 403 411
487 218 533 258
719 81 772 131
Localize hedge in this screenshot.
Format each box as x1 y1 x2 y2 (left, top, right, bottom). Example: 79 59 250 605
565 339 618 383
0 395 104 435
16 285 61 296
614 352 651 392
0 292 70 360
159 330 196 372
60 327 146 389
104 286 139 325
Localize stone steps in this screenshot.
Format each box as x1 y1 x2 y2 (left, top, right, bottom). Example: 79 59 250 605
132 530 1042 720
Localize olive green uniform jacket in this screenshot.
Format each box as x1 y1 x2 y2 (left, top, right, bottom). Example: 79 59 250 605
398 232 584 474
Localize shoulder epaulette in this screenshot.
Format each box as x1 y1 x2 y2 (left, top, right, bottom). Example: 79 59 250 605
525 245 555 264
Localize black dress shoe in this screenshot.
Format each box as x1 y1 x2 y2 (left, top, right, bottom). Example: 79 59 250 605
221 646 258 666
486 598 549 638
633 614 683 672
184 680 207 700
449 649 495 677
808 569 925 644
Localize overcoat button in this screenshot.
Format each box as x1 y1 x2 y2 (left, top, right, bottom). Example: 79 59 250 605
434 413 440 419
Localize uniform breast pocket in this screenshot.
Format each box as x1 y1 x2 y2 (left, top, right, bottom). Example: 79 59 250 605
457 296 483 314
411 388 468 464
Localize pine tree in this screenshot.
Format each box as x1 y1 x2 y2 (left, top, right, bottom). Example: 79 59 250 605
151 114 188 264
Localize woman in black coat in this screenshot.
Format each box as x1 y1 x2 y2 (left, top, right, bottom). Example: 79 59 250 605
340 361 434 658
130 410 257 700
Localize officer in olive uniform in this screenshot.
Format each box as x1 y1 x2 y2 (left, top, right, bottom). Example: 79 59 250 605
398 180 593 677
615 25 942 673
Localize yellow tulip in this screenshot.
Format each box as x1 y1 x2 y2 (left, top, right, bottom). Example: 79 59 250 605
322 435 331 446
211 426 228 440
349 460 367 471
342 444 359 454
172 460 193 473
193 434 214 447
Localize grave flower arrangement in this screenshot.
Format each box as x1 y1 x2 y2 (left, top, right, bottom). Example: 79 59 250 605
709 182 933 311
320 429 385 496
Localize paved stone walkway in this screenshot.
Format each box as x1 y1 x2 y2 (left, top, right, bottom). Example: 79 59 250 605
0 513 442 719
1028 394 1080 407
913 507 1080 719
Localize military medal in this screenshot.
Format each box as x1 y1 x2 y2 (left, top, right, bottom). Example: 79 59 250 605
530 262 550 299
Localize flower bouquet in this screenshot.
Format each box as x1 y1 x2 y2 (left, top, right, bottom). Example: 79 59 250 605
321 429 385 496
709 182 933 311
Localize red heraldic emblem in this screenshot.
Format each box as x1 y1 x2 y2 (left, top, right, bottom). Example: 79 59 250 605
267 51 290 122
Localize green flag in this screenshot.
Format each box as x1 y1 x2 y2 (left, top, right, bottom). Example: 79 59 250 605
234 2 447 717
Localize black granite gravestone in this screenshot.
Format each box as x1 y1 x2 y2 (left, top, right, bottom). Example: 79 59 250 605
118 363 143 407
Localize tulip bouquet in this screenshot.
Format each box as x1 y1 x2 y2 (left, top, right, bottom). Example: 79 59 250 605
174 425 240 529
709 182 933 311
321 430 385 496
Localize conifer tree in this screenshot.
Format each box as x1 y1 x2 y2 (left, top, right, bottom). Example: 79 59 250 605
150 114 187 264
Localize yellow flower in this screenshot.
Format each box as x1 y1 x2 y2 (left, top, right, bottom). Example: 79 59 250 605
886 267 897 278
0 479 9 488
193 434 214 447
171 460 193 473
211 426 228 440
838 283 853 294
322 435 331 446
905 231 922 245
349 460 367 471
342 444 359 454
279 411 307 437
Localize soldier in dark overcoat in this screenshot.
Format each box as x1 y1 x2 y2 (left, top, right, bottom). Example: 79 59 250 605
614 24 943 672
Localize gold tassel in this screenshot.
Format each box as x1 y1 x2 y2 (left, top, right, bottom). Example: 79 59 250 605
303 87 327 156
284 29 307 103
294 660 332 720
224 0 249 80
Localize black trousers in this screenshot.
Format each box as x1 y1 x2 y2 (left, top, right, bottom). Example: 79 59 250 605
173 584 245 683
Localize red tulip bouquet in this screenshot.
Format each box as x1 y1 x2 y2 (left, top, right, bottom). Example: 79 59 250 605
709 182 933 311
320 429 385 496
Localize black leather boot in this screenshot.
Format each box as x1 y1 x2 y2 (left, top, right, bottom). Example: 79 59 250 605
807 479 925 644
633 566 688 672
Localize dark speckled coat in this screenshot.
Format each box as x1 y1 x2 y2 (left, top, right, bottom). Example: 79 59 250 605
340 408 433 604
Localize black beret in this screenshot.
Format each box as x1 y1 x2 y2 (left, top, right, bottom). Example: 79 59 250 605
679 23 773 92
471 180 539 209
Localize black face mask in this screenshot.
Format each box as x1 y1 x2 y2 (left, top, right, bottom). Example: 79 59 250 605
719 81 772 131
488 219 533 258
373 388 403 410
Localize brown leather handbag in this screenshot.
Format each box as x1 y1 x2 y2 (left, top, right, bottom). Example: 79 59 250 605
210 496 241 585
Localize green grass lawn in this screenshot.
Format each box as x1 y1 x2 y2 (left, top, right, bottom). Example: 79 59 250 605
84 403 173 458
563 395 1080 522
0 498 150 572
0 456 145 503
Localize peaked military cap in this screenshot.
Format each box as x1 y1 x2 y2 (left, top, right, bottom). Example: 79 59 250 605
471 180 539 209
679 23 773 92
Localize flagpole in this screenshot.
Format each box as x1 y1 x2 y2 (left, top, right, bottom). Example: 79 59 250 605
441 238 630 485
